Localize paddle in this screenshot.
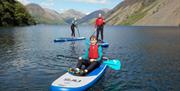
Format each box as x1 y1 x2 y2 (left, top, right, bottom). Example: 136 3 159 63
92 28 96 36
92 30 96 36
85 28 97 45
103 60 121 70
57 54 78 59
76 27 80 37
57 54 121 71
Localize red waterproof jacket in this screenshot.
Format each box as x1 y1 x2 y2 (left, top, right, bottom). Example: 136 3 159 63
95 17 105 26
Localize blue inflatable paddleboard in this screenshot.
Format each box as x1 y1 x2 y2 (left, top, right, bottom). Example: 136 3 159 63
86 40 109 48
50 64 107 91
98 41 109 47
54 37 86 42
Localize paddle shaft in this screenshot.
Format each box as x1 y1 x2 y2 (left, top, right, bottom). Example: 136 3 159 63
76 27 80 37
57 54 120 70
90 28 97 38
57 55 107 60
57 55 78 59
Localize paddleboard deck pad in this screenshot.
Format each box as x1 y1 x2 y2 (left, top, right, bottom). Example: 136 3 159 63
50 64 107 91
54 37 86 42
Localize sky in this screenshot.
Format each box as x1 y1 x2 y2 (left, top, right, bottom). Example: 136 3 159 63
17 0 123 14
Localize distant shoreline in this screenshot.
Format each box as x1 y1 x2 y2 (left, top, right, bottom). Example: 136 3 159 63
1 24 179 28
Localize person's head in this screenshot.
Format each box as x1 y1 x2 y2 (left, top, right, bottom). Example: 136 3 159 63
98 13 102 18
90 35 97 45
74 17 77 21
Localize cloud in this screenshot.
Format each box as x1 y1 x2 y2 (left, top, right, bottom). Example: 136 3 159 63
40 0 54 8
17 0 55 7
17 0 30 5
58 9 67 13
72 0 108 4
86 12 90 15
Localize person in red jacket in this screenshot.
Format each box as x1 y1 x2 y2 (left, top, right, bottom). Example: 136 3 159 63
68 35 102 76
95 13 105 41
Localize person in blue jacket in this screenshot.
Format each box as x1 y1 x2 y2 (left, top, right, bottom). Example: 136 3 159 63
69 35 102 76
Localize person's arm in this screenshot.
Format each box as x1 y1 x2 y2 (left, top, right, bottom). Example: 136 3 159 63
74 21 78 29
81 46 89 60
103 18 106 25
75 20 77 26
72 20 74 24
97 46 103 61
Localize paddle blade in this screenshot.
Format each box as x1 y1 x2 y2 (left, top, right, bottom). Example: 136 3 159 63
103 60 121 70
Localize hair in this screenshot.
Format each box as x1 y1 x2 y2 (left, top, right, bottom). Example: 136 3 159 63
90 35 97 40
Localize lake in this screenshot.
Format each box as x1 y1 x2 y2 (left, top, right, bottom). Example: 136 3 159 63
0 25 180 91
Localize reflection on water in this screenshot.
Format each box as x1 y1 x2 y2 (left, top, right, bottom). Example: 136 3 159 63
0 25 180 91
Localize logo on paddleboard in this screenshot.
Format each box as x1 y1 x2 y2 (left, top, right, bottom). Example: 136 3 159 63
64 78 81 82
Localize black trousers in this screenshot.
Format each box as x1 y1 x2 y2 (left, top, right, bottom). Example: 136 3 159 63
96 26 104 41
71 24 75 37
76 59 101 73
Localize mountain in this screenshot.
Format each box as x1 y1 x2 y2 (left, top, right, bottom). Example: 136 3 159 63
0 0 36 26
60 9 86 24
44 8 64 22
78 9 110 25
26 3 65 24
134 0 180 26
106 0 180 26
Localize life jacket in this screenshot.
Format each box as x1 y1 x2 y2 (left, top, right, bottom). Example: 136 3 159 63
88 44 99 59
96 17 104 26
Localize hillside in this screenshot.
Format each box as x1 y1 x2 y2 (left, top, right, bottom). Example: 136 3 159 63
26 3 65 24
0 0 36 26
135 0 180 26
60 9 86 24
78 9 109 25
106 0 180 26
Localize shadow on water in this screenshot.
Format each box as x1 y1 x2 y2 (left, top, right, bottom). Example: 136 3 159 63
0 25 180 91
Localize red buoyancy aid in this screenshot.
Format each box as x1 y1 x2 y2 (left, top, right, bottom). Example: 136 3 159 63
88 44 99 59
96 17 104 26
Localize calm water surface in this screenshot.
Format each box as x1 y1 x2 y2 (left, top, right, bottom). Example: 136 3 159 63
0 25 180 91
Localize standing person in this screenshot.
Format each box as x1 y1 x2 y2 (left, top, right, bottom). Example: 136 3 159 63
95 13 105 41
71 17 78 37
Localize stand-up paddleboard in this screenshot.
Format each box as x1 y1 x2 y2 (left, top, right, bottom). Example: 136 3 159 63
50 64 107 91
54 37 86 42
98 41 109 48
86 40 109 48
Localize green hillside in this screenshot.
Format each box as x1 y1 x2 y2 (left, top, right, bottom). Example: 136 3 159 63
0 0 36 26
